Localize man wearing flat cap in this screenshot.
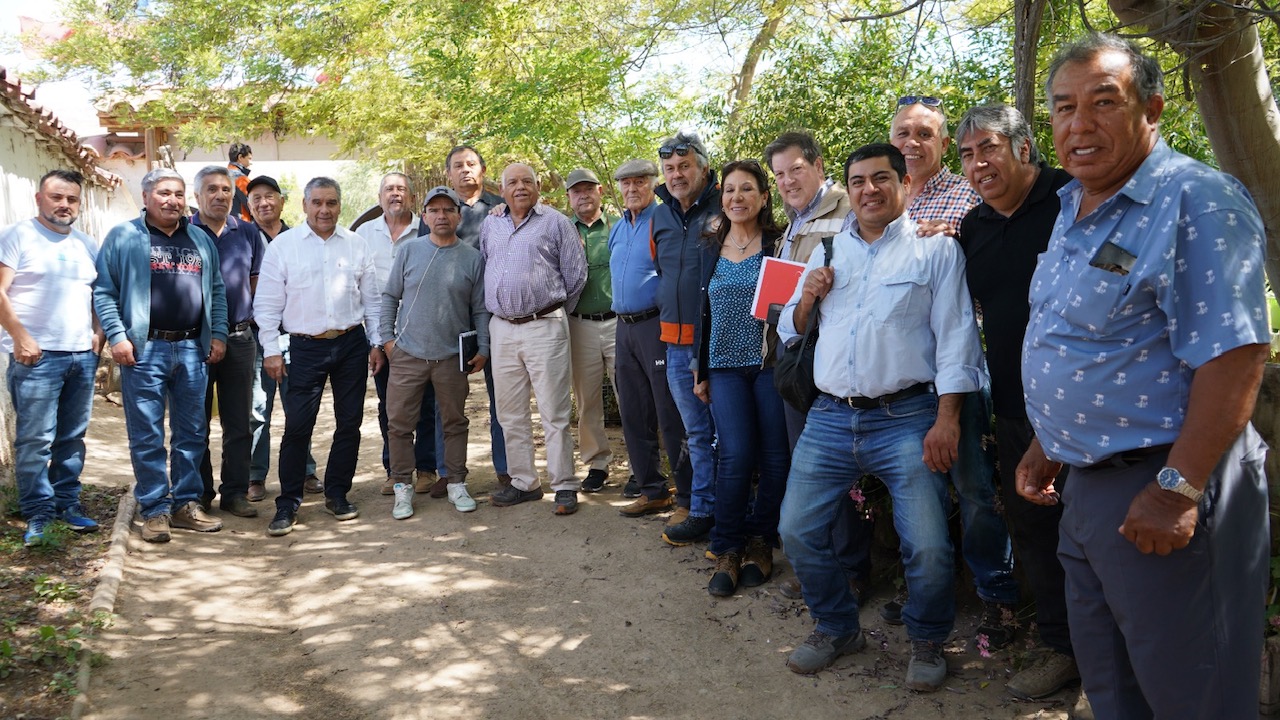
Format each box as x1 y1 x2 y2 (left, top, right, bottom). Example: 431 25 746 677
610 159 692 520
564 168 622 493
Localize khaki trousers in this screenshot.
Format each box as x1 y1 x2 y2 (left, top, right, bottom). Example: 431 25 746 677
567 314 617 472
386 345 471 482
488 312 577 492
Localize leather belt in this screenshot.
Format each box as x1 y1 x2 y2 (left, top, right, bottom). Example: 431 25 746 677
503 302 563 325
826 382 934 410
148 327 199 341
569 310 617 321
230 320 252 335
291 324 360 341
1081 444 1172 471
618 308 660 324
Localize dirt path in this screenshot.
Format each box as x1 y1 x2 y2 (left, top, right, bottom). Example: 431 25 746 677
78 378 1074 720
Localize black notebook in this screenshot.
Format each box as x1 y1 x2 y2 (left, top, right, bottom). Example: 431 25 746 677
458 330 479 372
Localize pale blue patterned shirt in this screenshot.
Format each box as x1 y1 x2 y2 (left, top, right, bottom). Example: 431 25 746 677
779 212 986 399
1022 140 1269 466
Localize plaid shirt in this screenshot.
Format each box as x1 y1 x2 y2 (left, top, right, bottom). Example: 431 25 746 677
842 167 979 231
479 203 587 319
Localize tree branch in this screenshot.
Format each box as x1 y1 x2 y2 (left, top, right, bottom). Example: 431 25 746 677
837 0 926 23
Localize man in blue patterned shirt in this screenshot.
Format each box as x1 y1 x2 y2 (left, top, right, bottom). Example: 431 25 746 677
1018 33 1270 719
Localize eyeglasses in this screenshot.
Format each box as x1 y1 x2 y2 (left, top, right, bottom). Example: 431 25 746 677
659 142 700 159
897 95 943 108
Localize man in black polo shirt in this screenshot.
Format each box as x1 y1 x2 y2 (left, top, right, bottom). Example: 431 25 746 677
952 104 1076 700
192 165 265 517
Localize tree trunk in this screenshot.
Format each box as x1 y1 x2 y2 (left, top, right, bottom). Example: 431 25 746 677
1012 0 1049 123
1109 0 1280 290
725 6 785 137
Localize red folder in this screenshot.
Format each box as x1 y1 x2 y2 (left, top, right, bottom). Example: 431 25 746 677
751 257 808 321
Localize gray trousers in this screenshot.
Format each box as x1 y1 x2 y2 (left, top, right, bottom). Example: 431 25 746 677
1061 424 1268 719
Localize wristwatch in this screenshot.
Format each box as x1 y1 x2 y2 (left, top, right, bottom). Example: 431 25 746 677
1156 466 1203 503
373 344 386 353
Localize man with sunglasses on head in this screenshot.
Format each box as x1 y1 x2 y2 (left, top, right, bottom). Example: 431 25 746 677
651 130 721 546
873 96 1019 648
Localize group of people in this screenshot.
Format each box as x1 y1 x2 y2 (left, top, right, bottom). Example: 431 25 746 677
2 32 1268 718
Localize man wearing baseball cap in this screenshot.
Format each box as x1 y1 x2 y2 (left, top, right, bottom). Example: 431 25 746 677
563 168 622 493
380 187 489 519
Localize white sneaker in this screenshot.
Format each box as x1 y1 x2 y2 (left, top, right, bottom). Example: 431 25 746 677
392 482 414 520
447 482 477 512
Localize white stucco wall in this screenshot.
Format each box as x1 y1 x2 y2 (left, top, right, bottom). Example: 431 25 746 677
0 111 136 487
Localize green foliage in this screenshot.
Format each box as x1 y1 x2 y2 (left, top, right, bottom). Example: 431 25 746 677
33 576 81 603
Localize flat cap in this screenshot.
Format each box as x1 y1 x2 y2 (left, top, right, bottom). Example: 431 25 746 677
613 159 659 181
245 175 283 195
564 168 601 189
422 185 462 208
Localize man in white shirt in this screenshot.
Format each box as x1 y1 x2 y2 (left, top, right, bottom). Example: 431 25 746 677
255 177 383 536
777 144 985 690
357 172 441 496
0 170 103 546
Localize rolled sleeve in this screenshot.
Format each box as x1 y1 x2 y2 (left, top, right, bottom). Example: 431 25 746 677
929 238 986 395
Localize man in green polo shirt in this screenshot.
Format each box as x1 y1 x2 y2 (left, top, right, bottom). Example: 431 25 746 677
565 168 622 493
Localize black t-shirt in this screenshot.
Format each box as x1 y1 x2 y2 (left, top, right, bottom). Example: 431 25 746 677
147 220 204 331
957 162 1072 419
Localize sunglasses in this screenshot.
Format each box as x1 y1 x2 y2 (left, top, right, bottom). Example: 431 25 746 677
659 142 701 159
897 95 943 108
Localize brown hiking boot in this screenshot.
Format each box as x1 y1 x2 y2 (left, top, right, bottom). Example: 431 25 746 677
142 514 171 543
423 472 448 497
619 494 674 517
665 505 690 527
1007 648 1080 700
708 551 741 597
381 476 396 495
171 501 223 533
740 536 774 587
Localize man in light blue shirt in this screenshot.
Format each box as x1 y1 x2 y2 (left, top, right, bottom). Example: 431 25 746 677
1017 34 1270 719
777 143 985 690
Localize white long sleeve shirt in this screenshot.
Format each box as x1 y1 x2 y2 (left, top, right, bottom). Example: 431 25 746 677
255 223 381 357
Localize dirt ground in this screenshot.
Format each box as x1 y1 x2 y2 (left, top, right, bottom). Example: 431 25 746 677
76 376 1077 720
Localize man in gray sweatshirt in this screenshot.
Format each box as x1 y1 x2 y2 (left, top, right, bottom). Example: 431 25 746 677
380 186 490 518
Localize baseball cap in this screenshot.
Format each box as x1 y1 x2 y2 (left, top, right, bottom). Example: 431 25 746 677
564 168 601 189
422 186 462 208
245 176 283 195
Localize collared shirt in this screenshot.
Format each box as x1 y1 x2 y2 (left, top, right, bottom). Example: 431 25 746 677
356 212 418 292
254 223 382 356
780 212 986 398
479 203 587 319
841 168 979 232
192 211 264 326
958 163 1072 418
781 179 833 259
0 218 98 353
608 201 659 314
573 212 616 315
1022 139 1269 466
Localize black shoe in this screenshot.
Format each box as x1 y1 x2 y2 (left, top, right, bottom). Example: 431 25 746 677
581 469 607 493
303 474 323 494
661 514 714 546
553 490 579 515
976 601 1017 650
881 588 907 625
622 475 641 498
219 494 259 518
491 483 544 507
198 493 215 512
267 507 297 536
324 497 359 521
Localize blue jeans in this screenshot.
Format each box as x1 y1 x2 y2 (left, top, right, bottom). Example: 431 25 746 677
950 388 1018 604
251 335 316 481
707 366 789 555
9 351 98 521
120 339 209 519
780 393 955 642
665 344 715 517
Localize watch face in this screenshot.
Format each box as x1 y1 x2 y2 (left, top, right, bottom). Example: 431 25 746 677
1157 467 1180 490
